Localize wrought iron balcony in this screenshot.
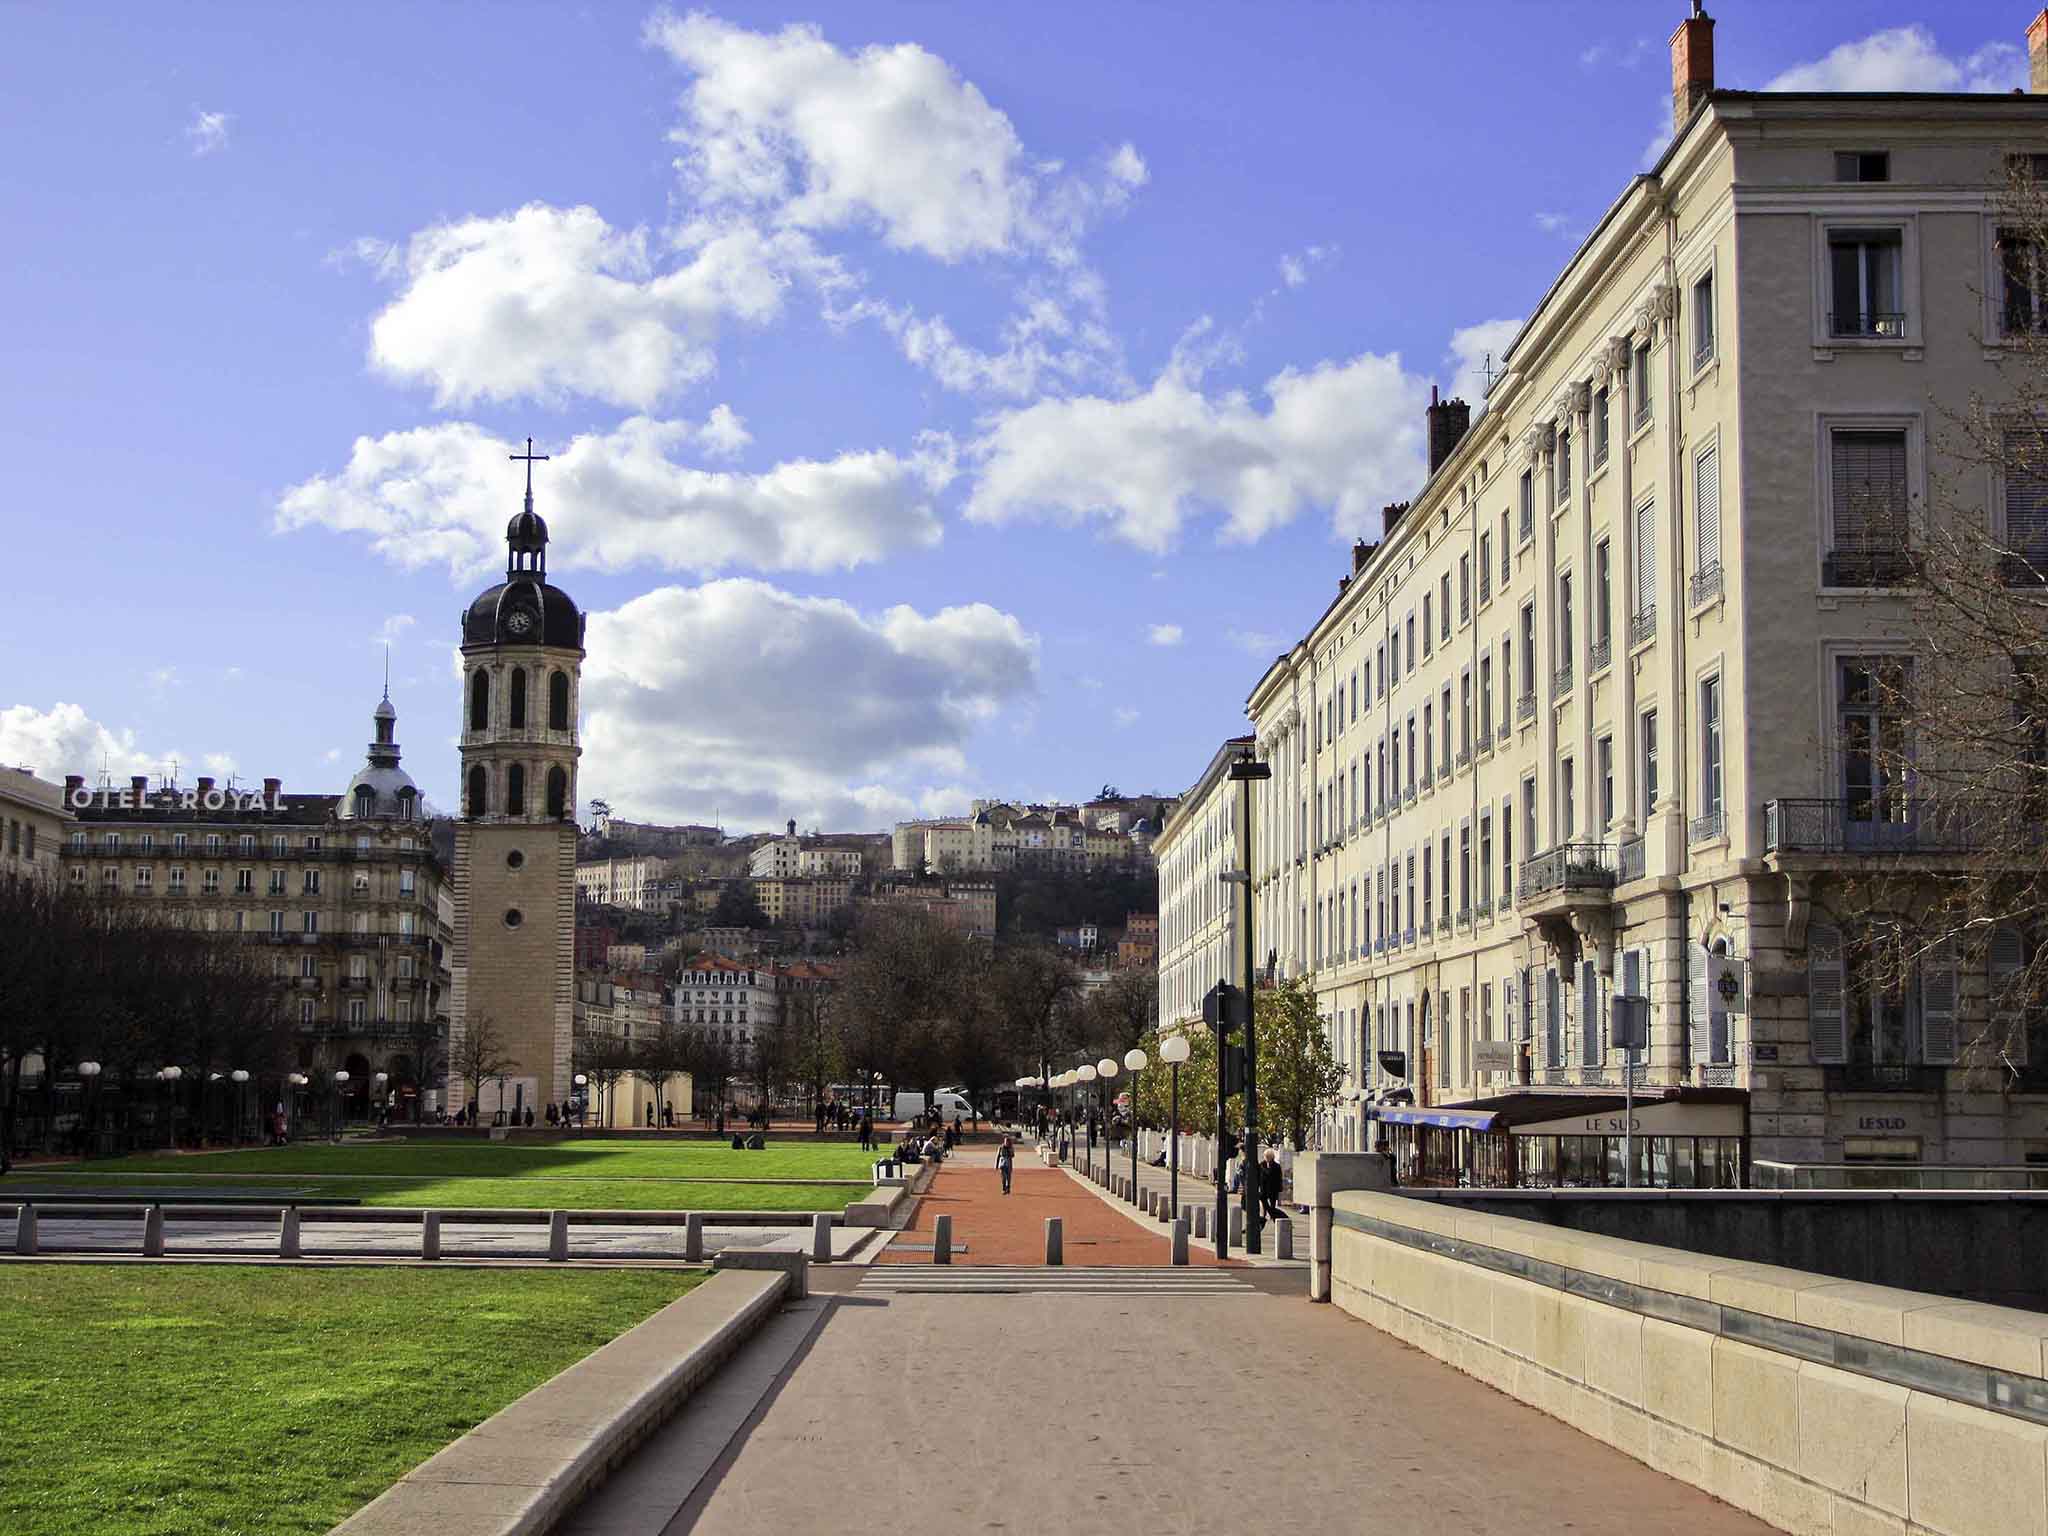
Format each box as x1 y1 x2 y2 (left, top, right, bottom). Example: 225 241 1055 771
1456 906 1473 930
1828 310 1907 339
1629 607 1657 647
1498 719 1513 745
1762 797 1995 856
1617 835 1646 883
1552 662 1573 697
1690 562 1724 608
1689 808 1727 844
1517 841 1618 901
1479 574 1491 605
1403 786 1418 807
1823 545 1913 589
1589 638 1611 674
1437 915 1452 936
1457 747 1472 770
1516 692 1537 724
1403 926 1416 946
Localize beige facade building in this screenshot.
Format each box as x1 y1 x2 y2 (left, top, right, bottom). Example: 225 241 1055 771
1242 12 2048 1179
0 768 68 877
1154 738 1252 1034
753 873 855 926
450 477 584 1117
574 853 673 912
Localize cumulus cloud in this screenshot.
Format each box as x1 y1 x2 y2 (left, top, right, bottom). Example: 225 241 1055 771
698 403 751 457
373 614 417 648
187 109 231 156
1277 243 1335 288
850 288 1126 398
1229 629 1280 656
1765 27 2023 93
646 12 1144 264
1532 212 1572 238
1445 318 1522 415
966 351 1427 552
578 579 1038 829
1113 707 1139 728
277 418 950 580
1146 624 1183 647
362 203 815 410
0 703 181 780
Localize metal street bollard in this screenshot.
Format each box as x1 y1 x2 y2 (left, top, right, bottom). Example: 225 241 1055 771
685 1212 705 1262
279 1205 300 1259
1229 1205 1245 1246
14 1203 35 1256
1044 1216 1063 1266
421 1210 441 1261
548 1210 570 1262
1275 1216 1294 1260
812 1212 833 1262
1193 1205 1209 1239
142 1204 165 1258
932 1213 952 1265
1171 1216 1190 1266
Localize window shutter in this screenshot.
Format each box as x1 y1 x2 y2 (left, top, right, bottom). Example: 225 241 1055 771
2004 431 2048 565
1688 942 1711 1062
1991 927 2027 1065
1695 443 1721 572
1832 431 1907 549
1633 499 1656 615
1921 939 1958 1065
1544 966 1562 1067
1581 959 1603 1066
1438 991 1452 1088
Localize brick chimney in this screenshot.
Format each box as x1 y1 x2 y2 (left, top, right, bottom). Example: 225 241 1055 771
129 774 148 801
262 776 281 802
1352 538 1372 573
1426 386 1472 474
1671 2 1715 129
64 774 83 798
2031 9 2048 93
196 776 214 796
1382 500 1411 535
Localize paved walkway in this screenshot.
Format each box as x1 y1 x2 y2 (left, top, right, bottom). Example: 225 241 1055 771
569 1269 1773 1535
876 1145 1241 1267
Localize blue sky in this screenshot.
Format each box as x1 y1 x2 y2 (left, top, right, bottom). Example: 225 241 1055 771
2 2 2034 830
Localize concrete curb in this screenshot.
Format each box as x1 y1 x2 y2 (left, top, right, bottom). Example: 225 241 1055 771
329 1266 788 1536
0 1203 838 1227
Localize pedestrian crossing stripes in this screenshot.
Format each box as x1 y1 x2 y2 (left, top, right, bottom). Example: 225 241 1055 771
858 1266 1256 1295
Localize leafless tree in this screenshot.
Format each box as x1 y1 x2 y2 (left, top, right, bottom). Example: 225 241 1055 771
451 1013 519 1118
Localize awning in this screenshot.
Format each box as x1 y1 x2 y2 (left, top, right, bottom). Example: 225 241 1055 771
1368 1105 1502 1132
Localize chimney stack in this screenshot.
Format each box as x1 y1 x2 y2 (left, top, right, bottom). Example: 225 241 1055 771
1382 500 1411 536
1352 538 1370 574
262 776 281 802
197 776 214 796
129 774 148 801
1426 387 1472 475
1670 2 1715 130
2031 10 2048 93
64 774 83 794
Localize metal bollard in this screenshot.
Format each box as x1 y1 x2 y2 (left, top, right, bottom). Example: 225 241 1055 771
279 1205 300 1259
141 1204 165 1258
1193 1205 1209 1239
933 1213 952 1265
421 1210 441 1261
685 1212 705 1262
1275 1216 1294 1260
812 1212 833 1262
15 1203 35 1256
548 1210 570 1262
1171 1216 1190 1266
1229 1205 1245 1245
1044 1216 1063 1266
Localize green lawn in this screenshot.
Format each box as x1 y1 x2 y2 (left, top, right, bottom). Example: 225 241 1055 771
0 1265 701 1536
14 1172 858 1212
76 1140 877 1182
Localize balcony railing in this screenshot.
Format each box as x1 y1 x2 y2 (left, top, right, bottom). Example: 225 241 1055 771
1823 545 1913 589
1552 662 1573 697
1629 607 1656 647
1437 915 1452 936
1693 339 1716 370
1516 692 1537 724
1689 808 1726 844
1517 841 1618 900
1589 638 1611 674
1762 797 1996 855
1498 719 1513 746
1403 786 1418 807
1690 562 1724 608
1479 574 1491 605
1617 835 1646 883
1828 310 1907 339
1457 747 1472 770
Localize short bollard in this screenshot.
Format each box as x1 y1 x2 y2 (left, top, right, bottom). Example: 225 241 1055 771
1193 1205 1209 1239
421 1211 441 1261
812 1212 833 1262
15 1203 36 1256
1275 1216 1294 1260
1044 1216 1063 1265
1229 1205 1245 1245
548 1210 570 1262
141 1204 165 1258
1171 1216 1190 1266
278 1205 300 1259
685 1212 705 1262
933 1213 952 1265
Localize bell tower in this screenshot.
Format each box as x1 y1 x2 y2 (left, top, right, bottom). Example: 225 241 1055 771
447 439 585 1116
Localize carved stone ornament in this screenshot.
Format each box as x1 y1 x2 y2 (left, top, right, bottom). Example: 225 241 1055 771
1552 392 1579 428
1602 335 1632 374
1569 381 1591 416
1653 281 1678 321
1523 423 1554 464
1631 303 1658 343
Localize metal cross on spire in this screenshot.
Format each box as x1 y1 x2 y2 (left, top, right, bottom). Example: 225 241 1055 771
509 436 550 511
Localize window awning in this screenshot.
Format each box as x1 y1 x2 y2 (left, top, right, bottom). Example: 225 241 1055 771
1368 1105 1502 1132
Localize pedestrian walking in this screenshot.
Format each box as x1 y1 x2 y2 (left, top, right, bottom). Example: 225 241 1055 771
996 1134 1016 1195
1259 1148 1285 1221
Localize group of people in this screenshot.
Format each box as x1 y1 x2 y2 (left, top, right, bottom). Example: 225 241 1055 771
899 1118 965 1165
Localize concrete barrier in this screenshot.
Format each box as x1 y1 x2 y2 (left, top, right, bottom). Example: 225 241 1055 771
334 1268 787 1536
420 1210 440 1260
710 1247 808 1300
279 1205 300 1259
1045 1217 1063 1266
685 1212 705 1262
1171 1217 1189 1266
1273 1216 1293 1260
142 1205 164 1258
1323 1184 2048 1536
547 1210 570 1262
843 1183 908 1229
933 1214 952 1265
1193 1206 1209 1240
14 1203 34 1256
811 1212 833 1262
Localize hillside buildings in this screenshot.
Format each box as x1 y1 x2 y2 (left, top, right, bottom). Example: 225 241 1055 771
890 797 1164 874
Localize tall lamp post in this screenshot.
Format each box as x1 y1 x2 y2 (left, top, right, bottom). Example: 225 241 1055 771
1226 750 1272 1254
1122 1047 1147 1198
77 1061 101 1158
1160 1034 1190 1214
1096 1057 1119 1181
230 1069 249 1144
573 1073 588 1130
1077 1063 1098 1170
332 1070 351 1138
157 1065 182 1151
287 1072 308 1142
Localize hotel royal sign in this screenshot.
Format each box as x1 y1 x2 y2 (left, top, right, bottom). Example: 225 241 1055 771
66 784 285 814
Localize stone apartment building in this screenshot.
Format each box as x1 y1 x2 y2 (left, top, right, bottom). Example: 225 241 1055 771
890 801 1156 874
0 767 68 877
1234 9 2048 1182
863 877 998 936
54 696 452 1112
573 853 674 912
1155 737 1252 1036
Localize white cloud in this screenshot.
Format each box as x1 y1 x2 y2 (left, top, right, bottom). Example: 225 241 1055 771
0 703 180 781
277 417 950 580
202 752 238 776
1765 27 2023 94
1113 707 1139 728
966 350 1427 552
363 203 811 410
646 13 1144 264
1229 629 1280 656
578 579 1038 829
699 404 751 457
1146 623 1183 647
1445 318 1522 414
851 287 1126 399
373 614 417 648
1277 243 1335 288
1532 212 1572 238
323 748 343 763
186 109 230 157
1580 39 1650 71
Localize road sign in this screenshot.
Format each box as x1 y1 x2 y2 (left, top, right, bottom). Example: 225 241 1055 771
1376 1049 1408 1080
1709 953 1747 1014
1473 1039 1515 1072
1610 995 1649 1051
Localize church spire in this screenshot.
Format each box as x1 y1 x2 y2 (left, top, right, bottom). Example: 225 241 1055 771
506 436 551 578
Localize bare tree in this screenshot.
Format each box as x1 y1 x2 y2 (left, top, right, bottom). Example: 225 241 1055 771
632 1016 694 1125
451 1013 519 1118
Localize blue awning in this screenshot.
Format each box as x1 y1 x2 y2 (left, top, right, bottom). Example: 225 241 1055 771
1368 1105 1502 1132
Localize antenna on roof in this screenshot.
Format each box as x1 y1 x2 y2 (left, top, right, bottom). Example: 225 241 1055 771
1481 351 1500 392
383 644 391 702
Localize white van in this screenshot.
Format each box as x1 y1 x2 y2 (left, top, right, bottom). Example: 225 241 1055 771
893 1089 973 1122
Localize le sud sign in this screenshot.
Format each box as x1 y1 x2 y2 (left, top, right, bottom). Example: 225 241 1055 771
66 785 283 814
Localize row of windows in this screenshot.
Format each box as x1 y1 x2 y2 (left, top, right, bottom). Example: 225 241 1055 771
68 831 417 855
469 666 573 732
465 763 571 819
75 865 420 896
298 998 421 1027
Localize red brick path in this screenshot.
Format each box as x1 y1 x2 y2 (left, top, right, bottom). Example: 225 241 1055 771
875 1147 1240 1266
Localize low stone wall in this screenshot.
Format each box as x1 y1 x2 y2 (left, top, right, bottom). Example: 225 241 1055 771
1329 1186 2048 1536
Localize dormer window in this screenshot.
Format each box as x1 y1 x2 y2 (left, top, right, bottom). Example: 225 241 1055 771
1834 150 1889 183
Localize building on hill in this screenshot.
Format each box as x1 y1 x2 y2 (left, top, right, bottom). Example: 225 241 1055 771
747 819 873 880
592 818 723 853
1118 912 1159 970
573 853 673 912
891 801 1154 875
753 873 856 926
673 953 775 1050
1231 9 2048 1179
1056 923 1100 952
864 877 997 937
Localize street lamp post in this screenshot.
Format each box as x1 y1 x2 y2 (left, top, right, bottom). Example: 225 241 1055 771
1160 1034 1190 1214
1123 1048 1147 1200
1095 1057 1118 1183
286 1073 308 1142
157 1066 183 1151
1226 750 1272 1254
332 1070 351 1138
230 1070 249 1144
573 1073 588 1130
77 1061 101 1158
1077 1064 1098 1171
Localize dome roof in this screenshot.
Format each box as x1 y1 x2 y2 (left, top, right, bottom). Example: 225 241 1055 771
462 578 585 650
338 762 420 820
507 507 549 551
